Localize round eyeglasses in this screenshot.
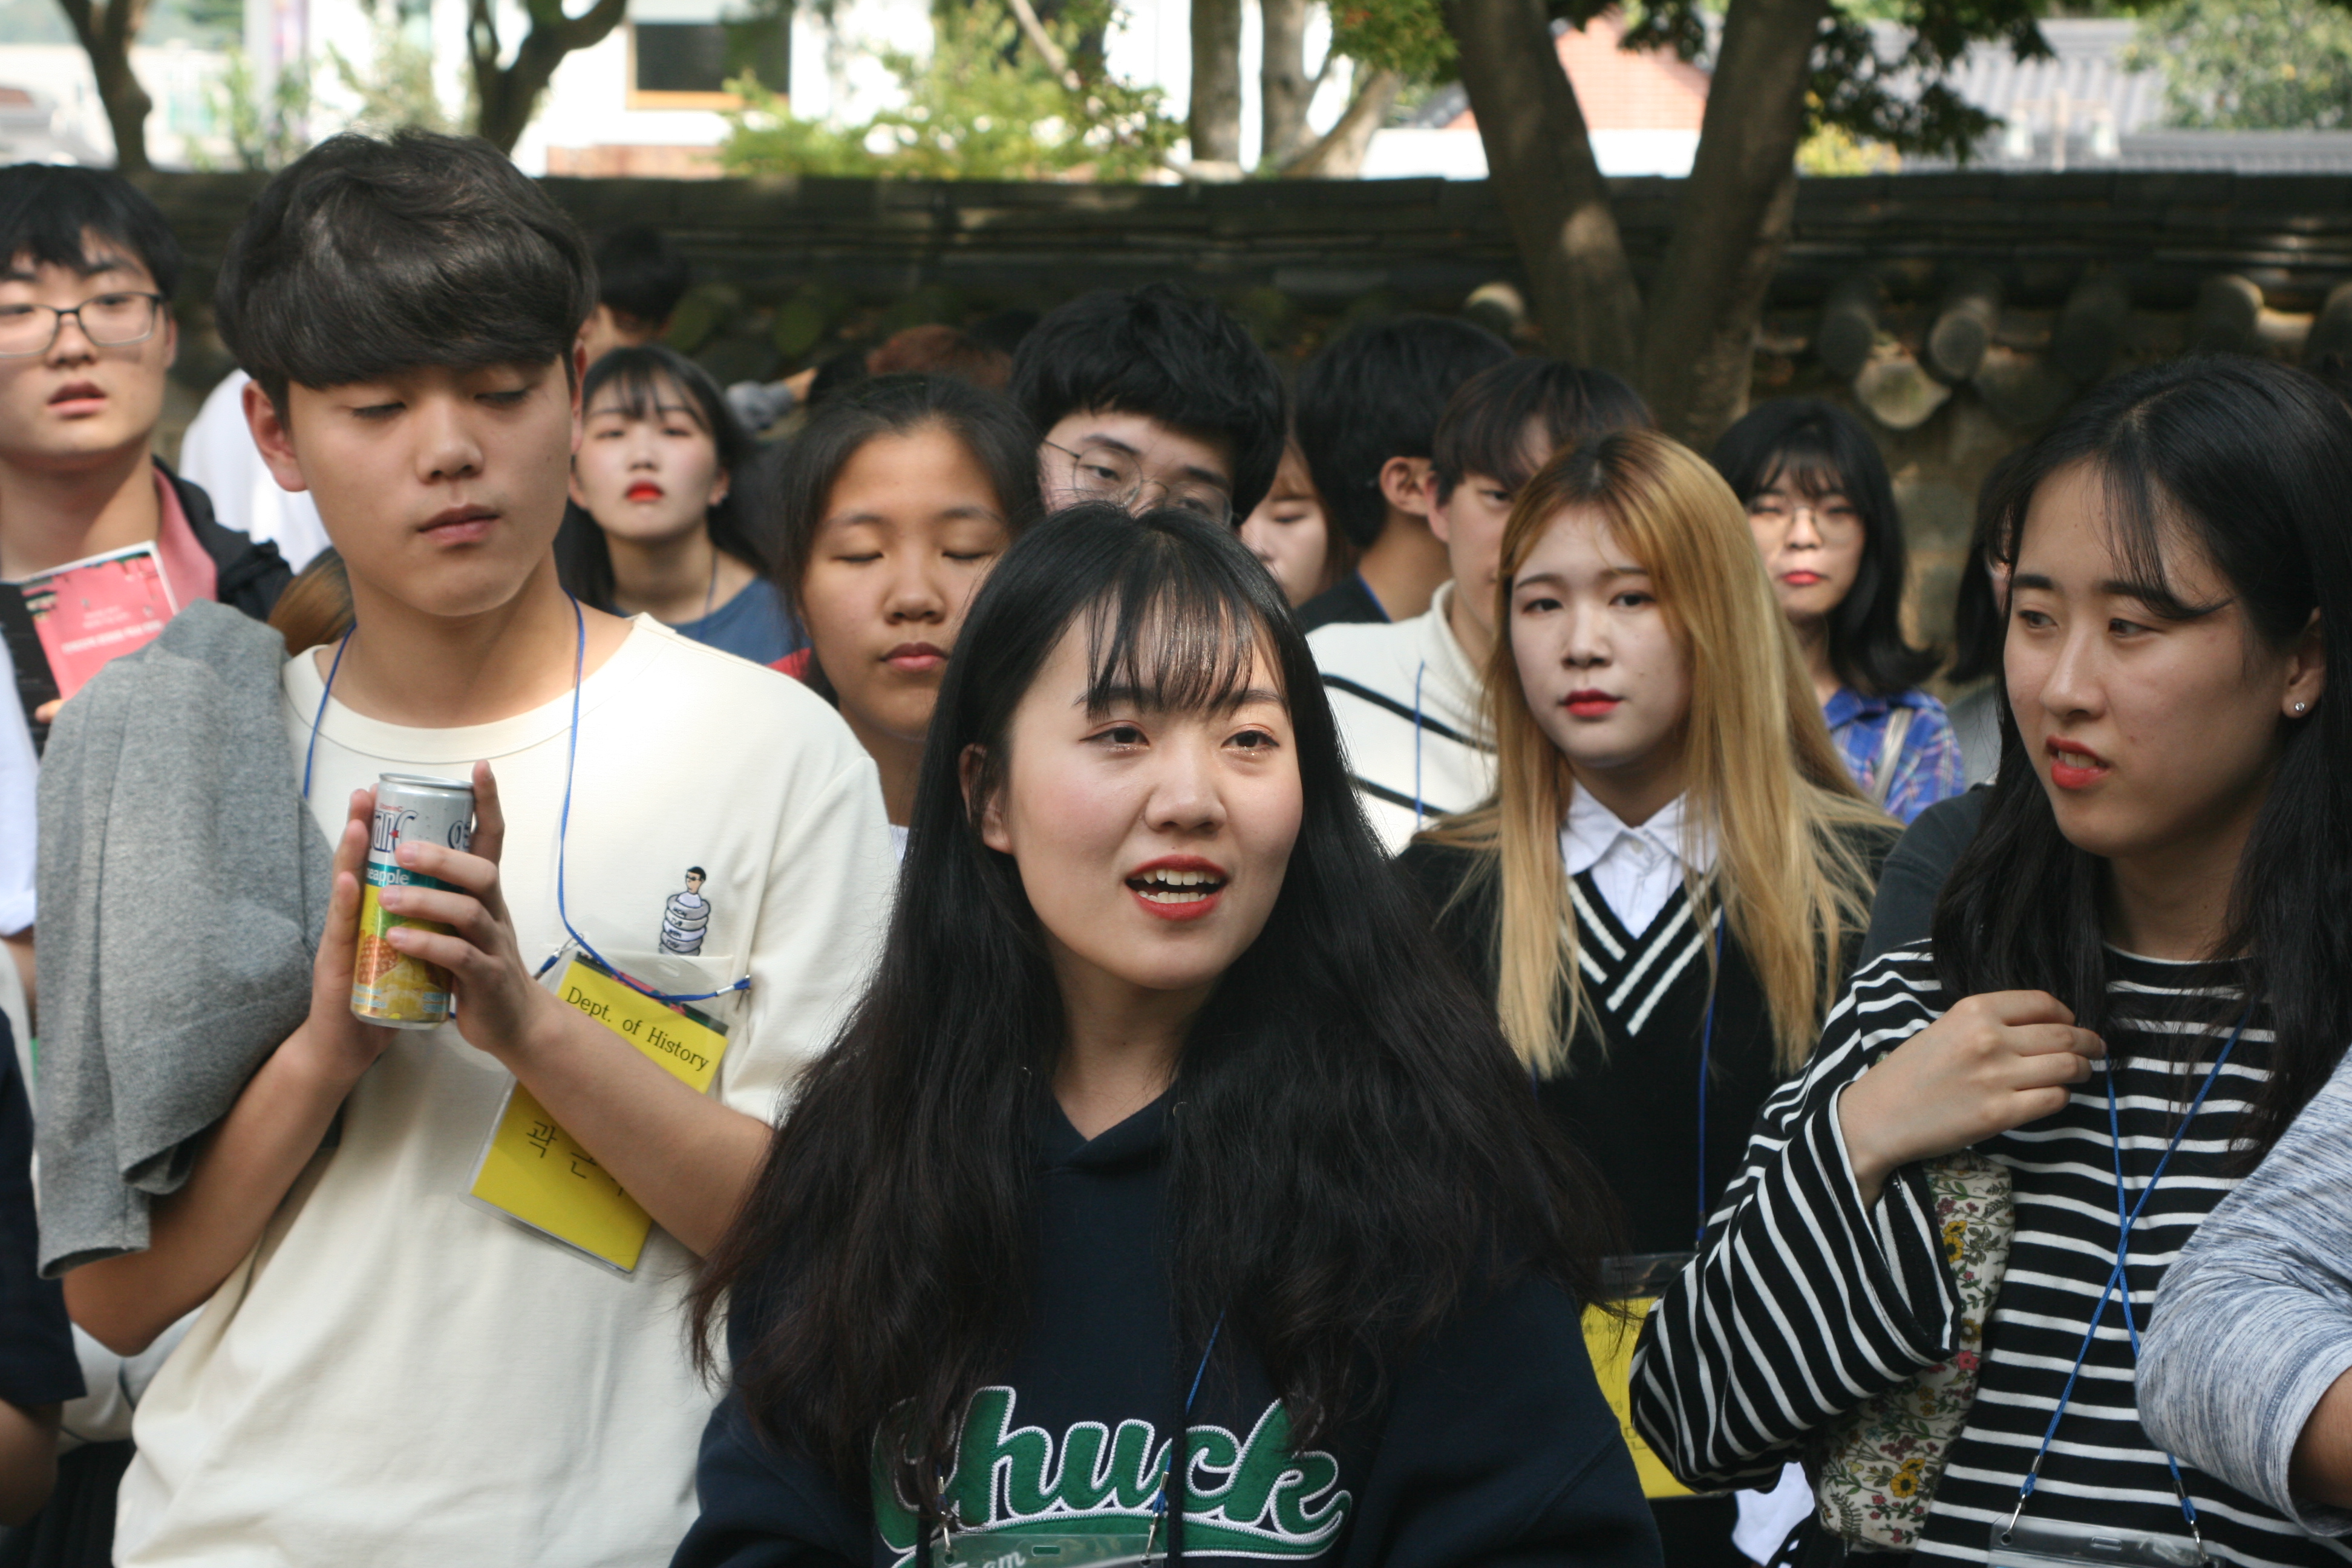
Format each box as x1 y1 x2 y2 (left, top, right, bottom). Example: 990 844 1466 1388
1044 437 1233 526
0 292 168 358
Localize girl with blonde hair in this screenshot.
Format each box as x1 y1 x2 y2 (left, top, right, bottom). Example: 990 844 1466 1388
1399 426 1895 1564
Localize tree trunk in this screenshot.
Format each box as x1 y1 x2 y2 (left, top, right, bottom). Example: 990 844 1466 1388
1279 63 1397 177
470 0 628 154
1188 0 1243 168
57 0 154 171
1443 0 1641 377
1634 0 1826 445
1259 0 1312 168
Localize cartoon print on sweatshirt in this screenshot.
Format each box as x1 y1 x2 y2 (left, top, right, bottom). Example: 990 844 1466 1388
661 866 712 956
875 1388 1351 1566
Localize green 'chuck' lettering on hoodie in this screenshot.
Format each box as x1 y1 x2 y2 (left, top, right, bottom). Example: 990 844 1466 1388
874 1388 1351 1565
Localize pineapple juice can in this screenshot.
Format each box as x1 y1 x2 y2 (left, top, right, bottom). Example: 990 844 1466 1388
351 773 476 1028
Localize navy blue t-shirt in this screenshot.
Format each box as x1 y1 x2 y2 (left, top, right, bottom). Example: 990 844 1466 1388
1 1019 82 1411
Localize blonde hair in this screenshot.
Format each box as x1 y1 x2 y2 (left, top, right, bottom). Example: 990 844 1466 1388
1425 428 1886 1076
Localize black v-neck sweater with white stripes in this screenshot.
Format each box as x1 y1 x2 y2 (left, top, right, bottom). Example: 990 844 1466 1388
1630 947 2341 1568
1400 843 1791 1258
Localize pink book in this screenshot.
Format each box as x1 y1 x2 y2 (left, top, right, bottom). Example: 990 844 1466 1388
1 543 178 749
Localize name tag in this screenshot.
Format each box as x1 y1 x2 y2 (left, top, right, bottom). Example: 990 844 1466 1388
1584 1253 1700 1500
1987 1518 2204 1567
464 949 734 1273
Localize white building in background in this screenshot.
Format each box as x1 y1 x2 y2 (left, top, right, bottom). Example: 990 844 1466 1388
0 40 233 166
515 0 1364 175
11 4 2352 177
0 0 1367 175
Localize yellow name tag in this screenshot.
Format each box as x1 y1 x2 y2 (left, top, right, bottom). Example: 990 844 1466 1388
1583 1298 1693 1500
466 955 731 1273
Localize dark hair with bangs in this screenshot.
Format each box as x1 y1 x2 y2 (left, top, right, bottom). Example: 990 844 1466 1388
772 372 1041 696
1009 283 1286 518
1293 315 1513 550
1429 357 1651 505
1709 398 1938 697
0 164 181 299
691 501 1614 1501
215 129 594 411
555 345 767 610
1933 356 2352 1156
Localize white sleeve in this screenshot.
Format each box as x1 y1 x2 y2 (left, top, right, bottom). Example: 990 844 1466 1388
718 752 894 1123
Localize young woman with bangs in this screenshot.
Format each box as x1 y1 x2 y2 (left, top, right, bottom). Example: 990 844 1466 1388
672 503 1660 1568
769 373 1042 843
1710 400 1963 822
1399 429 1895 1568
557 344 802 662
1632 356 2351 1568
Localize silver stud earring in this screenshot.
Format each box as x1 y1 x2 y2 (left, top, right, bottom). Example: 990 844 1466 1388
2296 701 2310 714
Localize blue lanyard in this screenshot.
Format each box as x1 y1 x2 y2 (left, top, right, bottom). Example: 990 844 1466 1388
1693 910 1726 1247
1410 659 1427 831
299 598 748 1010
1535 894 1725 1252
1999 1005 2252 1559
930 1312 1224 1568
1144 1312 1225 1562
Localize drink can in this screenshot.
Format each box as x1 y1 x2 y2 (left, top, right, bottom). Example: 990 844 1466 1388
351 773 476 1028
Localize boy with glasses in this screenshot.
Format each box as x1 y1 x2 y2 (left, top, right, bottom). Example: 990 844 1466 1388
0 164 290 1013
1010 283 1284 528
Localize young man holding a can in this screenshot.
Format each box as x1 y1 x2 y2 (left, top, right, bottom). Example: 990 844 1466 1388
42 131 895 1567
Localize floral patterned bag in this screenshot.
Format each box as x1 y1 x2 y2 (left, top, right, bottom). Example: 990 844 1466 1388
1811 1149 2014 1552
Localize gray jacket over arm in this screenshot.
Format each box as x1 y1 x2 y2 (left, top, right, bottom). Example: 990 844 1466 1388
2140 1045 2352 1537
34 601 330 1275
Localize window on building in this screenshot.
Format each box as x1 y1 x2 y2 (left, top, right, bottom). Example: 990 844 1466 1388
627 3 787 108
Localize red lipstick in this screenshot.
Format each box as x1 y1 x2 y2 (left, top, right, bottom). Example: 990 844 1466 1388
1782 570 1825 587
1125 854 1228 923
2047 738 2110 791
1564 688 1621 719
624 481 664 501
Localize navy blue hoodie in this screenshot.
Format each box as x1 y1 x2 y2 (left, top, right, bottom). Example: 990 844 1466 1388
671 1094 1662 1568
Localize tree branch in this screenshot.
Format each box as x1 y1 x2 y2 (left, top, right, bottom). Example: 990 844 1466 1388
1636 0 1828 443
1278 63 1400 177
1004 0 1081 91
1443 0 1641 374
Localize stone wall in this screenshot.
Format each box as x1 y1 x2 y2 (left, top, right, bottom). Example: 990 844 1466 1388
140 168 2352 656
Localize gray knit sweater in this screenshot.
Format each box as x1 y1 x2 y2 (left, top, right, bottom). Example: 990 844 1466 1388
2141 1048 2352 1537
34 601 330 1275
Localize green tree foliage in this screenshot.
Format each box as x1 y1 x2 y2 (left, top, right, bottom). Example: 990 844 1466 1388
2129 0 2352 128
1327 0 1455 80
330 6 466 134
720 0 1180 179
195 48 310 170
1334 0 2046 160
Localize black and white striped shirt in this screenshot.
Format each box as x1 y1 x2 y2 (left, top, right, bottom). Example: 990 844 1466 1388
1629 947 2344 1567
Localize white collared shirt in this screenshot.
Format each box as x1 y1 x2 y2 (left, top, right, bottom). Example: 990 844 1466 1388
1560 785 1716 934
1307 583 1494 854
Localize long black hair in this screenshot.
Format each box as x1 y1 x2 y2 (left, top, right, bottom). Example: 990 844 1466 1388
1709 398 1939 696
692 503 1615 1498
1932 356 2352 1154
1947 450 2024 686
555 344 766 611
771 371 1043 696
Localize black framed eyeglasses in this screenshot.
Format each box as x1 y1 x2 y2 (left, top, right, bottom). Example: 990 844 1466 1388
0 292 169 358
1043 437 1233 527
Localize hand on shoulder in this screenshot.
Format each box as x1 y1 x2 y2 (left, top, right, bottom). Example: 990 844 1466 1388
1836 989 2103 1206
